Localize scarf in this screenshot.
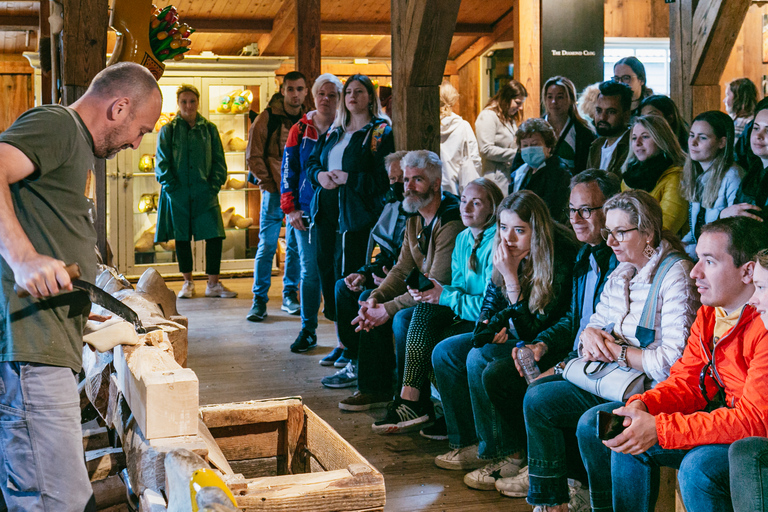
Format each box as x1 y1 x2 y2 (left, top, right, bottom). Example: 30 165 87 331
623 153 674 192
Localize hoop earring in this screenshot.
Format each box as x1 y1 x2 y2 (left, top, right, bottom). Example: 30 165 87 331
643 242 657 259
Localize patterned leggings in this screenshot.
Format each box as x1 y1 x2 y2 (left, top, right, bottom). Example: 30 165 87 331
402 302 473 389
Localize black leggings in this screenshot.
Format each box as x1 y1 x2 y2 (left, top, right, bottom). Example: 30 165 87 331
175 238 223 275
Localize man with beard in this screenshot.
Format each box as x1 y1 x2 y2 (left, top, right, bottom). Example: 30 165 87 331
586 80 633 176
0 62 161 511
337 150 464 411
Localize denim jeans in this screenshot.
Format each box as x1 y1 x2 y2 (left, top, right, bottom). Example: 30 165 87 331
0 362 95 511
252 190 300 302
523 377 611 507
730 437 768 512
356 306 414 397
611 443 731 512
293 226 321 332
334 279 365 360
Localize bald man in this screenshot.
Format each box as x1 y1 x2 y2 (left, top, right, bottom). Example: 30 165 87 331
0 62 161 511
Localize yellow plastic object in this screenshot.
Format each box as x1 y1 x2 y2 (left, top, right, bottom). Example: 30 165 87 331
189 468 237 512
216 90 241 114
138 154 155 173
107 0 165 79
230 90 253 114
137 193 155 213
154 113 174 133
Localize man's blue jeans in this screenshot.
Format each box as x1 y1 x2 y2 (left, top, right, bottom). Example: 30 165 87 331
432 334 514 459
729 437 768 512
612 443 731 512
523 377 615 508
293 226 321 332
252 190 300 302
0 362 94 511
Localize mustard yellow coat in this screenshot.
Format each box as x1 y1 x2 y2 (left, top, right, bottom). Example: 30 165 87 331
621 165 688 235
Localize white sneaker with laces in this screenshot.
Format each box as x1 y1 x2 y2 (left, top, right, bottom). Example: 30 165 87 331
495 464 529 497
567 479 590 512
205 282 237 298
434 445 484 471
464 455 524 490
178 281 195 298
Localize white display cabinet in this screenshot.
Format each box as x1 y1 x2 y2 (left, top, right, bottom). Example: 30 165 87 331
106 56 284 278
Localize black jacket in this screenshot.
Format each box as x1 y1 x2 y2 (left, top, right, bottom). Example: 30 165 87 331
510 155 572 223
510 117 595 176
307 117 395 233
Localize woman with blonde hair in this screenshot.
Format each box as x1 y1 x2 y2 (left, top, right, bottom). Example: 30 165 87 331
680 110 742 258
439 81 481 195
621 115 688 234
475 80 528 192
432 190 579 492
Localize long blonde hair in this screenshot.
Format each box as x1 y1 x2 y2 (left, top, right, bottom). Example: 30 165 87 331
464 179 504 273
492 191 556 314
621 115 686 174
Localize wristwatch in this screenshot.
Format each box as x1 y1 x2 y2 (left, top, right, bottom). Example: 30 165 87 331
553 361 566 375
617 345 629 368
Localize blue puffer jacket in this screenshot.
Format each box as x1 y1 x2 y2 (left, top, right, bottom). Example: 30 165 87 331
280 111 320 214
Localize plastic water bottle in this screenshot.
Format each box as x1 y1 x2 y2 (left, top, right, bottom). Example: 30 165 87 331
516 341 541 384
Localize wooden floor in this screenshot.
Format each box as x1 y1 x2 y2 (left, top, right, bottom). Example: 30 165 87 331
170 276 533 512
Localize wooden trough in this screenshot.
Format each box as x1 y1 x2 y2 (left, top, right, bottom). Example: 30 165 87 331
199 397 386 512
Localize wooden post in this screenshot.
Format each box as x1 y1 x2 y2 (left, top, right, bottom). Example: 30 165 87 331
296 0 321 88
39 0 52 105
513 0 541 121
391 0 461 152
60 0 109 262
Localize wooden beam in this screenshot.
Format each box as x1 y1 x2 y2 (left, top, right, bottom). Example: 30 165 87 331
514 0 541 121
296 0 321 87
276 60 457 77
690 0 750 85
391 0 461 152
455 8 515 70
0 15 38 31
321 22 492 36
182 17 272 33
39 0 52 104
258 0 296 56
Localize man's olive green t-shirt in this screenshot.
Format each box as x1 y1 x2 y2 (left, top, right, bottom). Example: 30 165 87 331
0 105 97 372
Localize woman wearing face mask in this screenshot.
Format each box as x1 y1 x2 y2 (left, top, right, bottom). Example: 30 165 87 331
613 56 653 117
639 94 690 152
371 179 503 435
541 76 596 174
680 111 743 259
155 84 233 299
620 115 688 234
475 80 528 193
509 118 572 223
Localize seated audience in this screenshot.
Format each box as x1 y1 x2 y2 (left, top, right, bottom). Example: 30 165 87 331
613 56 653 117
639 94 690 152
339 150 464 411
541 76 596 174
621 115 688 234
509 118 572 222
725 78 759 141
680 111 743 258
432 190 579 491
439 82 481 195
476 80 528 192
371 178 503 434
724 99 768 222
511 190 698 511
607 217 768 512
320 151 409 385
586 81 633 176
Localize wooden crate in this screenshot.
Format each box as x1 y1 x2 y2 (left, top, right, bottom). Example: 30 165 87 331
199 397 386 512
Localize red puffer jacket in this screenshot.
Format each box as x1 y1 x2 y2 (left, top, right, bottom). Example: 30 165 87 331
628 304 768 450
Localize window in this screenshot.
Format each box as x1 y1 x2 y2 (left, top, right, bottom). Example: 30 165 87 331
604 38 670 97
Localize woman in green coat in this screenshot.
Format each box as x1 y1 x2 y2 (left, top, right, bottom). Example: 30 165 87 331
155 84 235 298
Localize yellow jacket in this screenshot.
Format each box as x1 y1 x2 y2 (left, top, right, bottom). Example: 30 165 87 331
622 165 688 234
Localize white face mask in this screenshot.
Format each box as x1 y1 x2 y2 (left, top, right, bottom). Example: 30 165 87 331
521 146 547 168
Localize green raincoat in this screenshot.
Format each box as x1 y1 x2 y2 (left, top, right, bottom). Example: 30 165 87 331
154 113 227 242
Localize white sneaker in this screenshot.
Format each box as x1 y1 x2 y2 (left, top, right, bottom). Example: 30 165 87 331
568 479 590 512
205 282 237 298
464 455 524 490
435 445 484 471
495 465 529 497
178 281 195 298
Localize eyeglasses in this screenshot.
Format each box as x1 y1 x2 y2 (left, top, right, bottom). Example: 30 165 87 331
612 75 636 85
699 361 727 409
566 206 603 219
417 224 433 254
600 227 638 242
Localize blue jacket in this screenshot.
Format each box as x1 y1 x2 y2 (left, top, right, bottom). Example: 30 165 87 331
306 117 394 233
439 224 496 321
280 111 320 215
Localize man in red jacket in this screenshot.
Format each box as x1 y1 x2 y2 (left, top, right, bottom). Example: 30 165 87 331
605 216 768 512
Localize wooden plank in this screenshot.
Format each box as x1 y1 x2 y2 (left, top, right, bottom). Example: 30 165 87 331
83 425 111 451
183 17 273 34
92 474 129 509
113 344 199 439
285 401 307 474
455 8 515 70
209 422 281 460
513 0 541 121
304 406 370 471
459 55 480 130
85 447 126 481
198 417 235 475
690 0 750 85
0 14 37 30
60 0 108 105
258 0 295 56
229 458 278 479
39 0 52 104
0 74 32 132
199 398 294 428
296 0 321 86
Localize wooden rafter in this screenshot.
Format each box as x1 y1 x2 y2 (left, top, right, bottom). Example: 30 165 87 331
258 0 296 56
689 0 750 85
182 17 273 34
454 8 515 70
0 14 38 31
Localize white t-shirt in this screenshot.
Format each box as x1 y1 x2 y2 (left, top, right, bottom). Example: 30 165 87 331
599 137 621 171
328 132 353 171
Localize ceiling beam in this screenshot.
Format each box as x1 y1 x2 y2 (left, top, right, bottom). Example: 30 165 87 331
689 0 750 85
183 17 272 34
0 15 38 31
258 0 296 55
454 8 515 70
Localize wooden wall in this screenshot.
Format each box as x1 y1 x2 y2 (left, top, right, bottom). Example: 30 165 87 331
0 72 32 132
604 0 669 38
721 4 766 105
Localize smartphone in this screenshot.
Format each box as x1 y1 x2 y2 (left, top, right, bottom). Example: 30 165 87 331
301 214 310 228
597 411 627 441
405 268 434 292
